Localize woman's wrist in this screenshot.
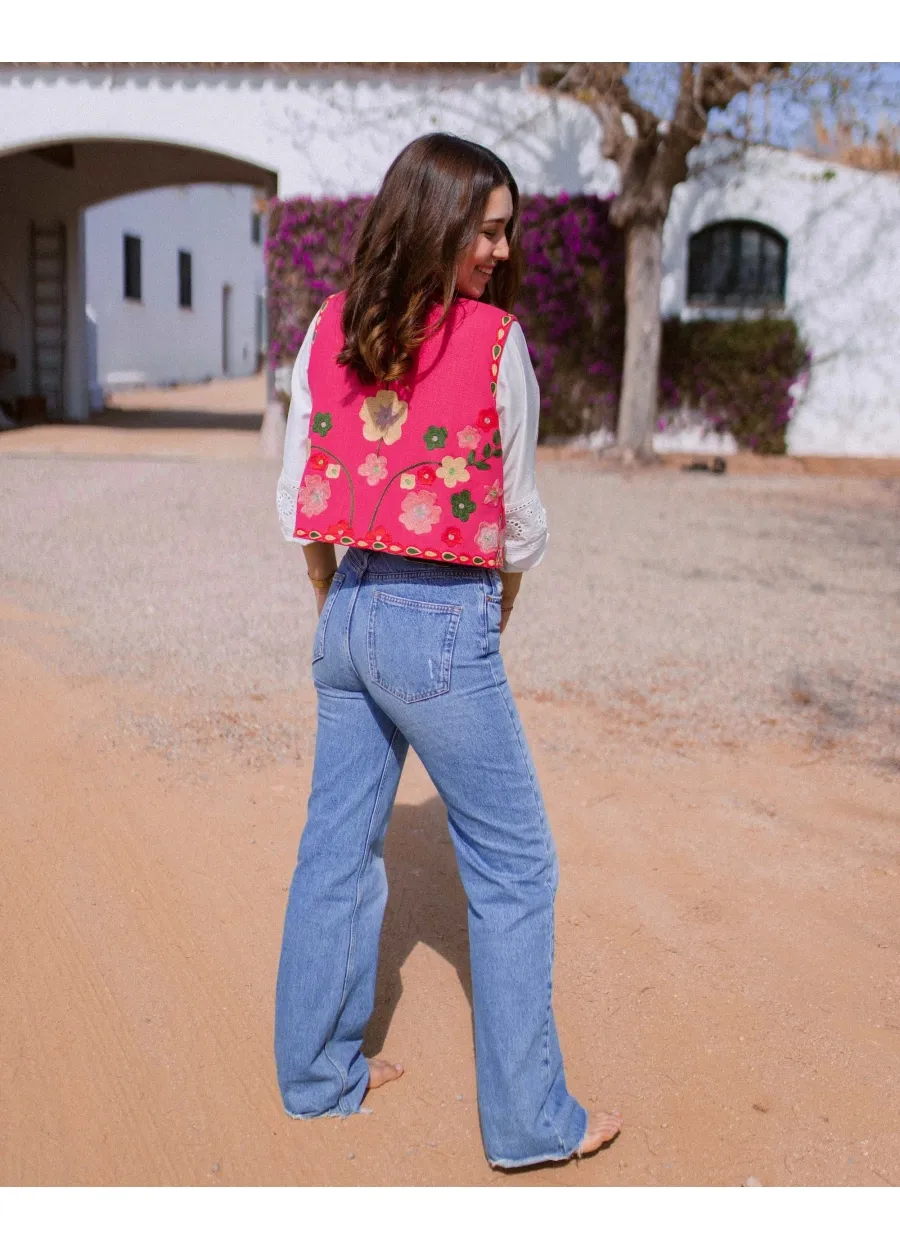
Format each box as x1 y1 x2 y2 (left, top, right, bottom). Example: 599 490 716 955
499 570 522 613
304 541 338 588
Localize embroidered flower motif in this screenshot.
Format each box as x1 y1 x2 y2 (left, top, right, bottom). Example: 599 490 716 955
360 390 408 445
451 489 476 522
333 519 353 539
297 474 331 517
325 463 341 479
457 425 480 450
436 456 470 488
442 526 463 547
309 451 329 472
312 411 333 437
416 465 437 486
363 525 393 548
475 520 500 553
423 425 448 450
400 473 417 490
476 408 499 433
399 489 441 535
483 479 501 507
358 453 388 485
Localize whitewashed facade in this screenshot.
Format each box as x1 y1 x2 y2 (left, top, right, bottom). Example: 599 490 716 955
0 62 898 455
84 184 266 394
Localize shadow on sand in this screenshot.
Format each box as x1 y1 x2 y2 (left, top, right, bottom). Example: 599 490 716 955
364 796 610 1172
364 795 473 1056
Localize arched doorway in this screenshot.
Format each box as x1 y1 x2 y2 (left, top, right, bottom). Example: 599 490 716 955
0 137 277 422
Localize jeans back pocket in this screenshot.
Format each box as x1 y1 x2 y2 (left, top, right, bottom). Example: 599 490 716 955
367 591 462 703
312 570 345 663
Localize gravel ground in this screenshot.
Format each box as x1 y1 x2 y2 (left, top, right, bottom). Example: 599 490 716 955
2 454 898 762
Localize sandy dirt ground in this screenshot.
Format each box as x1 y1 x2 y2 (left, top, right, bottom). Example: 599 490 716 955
2 399 899 1187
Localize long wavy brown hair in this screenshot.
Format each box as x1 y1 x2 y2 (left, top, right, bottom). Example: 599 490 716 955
337 133 523 385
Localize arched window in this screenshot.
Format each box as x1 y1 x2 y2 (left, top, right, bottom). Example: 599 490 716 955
687 220 787 307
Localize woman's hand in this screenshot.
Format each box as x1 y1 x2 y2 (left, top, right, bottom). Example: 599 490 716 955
500 605 514 635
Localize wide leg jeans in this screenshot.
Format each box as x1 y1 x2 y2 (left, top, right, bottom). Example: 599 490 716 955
274 549 587 1167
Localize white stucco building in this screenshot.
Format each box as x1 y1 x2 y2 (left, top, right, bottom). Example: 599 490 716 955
0 61 898 455
84 183 266 396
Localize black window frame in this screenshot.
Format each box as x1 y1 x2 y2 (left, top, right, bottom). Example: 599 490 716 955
687 220 787 309
251 212 262 245
178 249 193 310
123 234 142 301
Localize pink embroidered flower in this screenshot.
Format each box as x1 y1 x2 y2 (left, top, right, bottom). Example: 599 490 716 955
297 474 331 517
435 456 470 488
358 453 388 486
483 479 501 507
457 425 480 450
475 520 500 553
399 489 441 535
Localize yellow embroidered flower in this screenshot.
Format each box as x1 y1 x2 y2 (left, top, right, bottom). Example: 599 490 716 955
435 456 470 488
360 389 408 445
400 473 416 490
325 463 341 480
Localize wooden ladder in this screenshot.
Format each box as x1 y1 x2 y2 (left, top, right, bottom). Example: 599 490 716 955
31 222 67 417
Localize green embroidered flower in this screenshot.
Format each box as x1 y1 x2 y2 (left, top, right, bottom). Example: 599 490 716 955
451 489 476 522
312 411 333 437
423 425 448 451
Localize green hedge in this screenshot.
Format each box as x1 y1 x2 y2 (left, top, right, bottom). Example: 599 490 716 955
659 317 811 455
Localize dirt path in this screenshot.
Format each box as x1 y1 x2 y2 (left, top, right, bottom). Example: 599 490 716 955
2 419 898 1186
3 633 898 1186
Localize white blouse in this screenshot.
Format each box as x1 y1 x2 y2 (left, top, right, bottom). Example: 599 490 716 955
276 315 549 571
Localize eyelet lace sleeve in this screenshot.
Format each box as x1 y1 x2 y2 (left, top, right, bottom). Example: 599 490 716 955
276 318 317 544
496 322 549 571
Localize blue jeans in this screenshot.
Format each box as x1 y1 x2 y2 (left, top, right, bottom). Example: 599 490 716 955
274 549 587 1167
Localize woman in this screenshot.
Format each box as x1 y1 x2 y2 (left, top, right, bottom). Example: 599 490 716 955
274 133 622 1169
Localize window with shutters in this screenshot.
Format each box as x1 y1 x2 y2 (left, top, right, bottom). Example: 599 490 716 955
687 221 787 308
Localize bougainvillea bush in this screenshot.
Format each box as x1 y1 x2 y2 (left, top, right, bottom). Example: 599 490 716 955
267 193 809 453
266 196 370 370
513 195 626 438
658 317 811 455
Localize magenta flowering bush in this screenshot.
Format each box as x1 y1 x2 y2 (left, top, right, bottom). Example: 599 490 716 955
267 194 809 453
266 196 371 370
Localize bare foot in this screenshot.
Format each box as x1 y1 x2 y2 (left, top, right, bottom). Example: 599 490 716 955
576 1109 623 1157
366 1057 404 1092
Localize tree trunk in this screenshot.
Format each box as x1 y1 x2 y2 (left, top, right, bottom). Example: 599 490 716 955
616 221 663 459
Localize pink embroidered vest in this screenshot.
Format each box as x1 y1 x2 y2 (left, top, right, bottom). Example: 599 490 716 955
293 292 516 569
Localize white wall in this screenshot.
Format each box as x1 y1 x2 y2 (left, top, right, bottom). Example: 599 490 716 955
0 66 614 201
661 147 900 457
84 183 265 389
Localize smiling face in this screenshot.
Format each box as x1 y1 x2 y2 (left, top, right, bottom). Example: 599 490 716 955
455 184 514 300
